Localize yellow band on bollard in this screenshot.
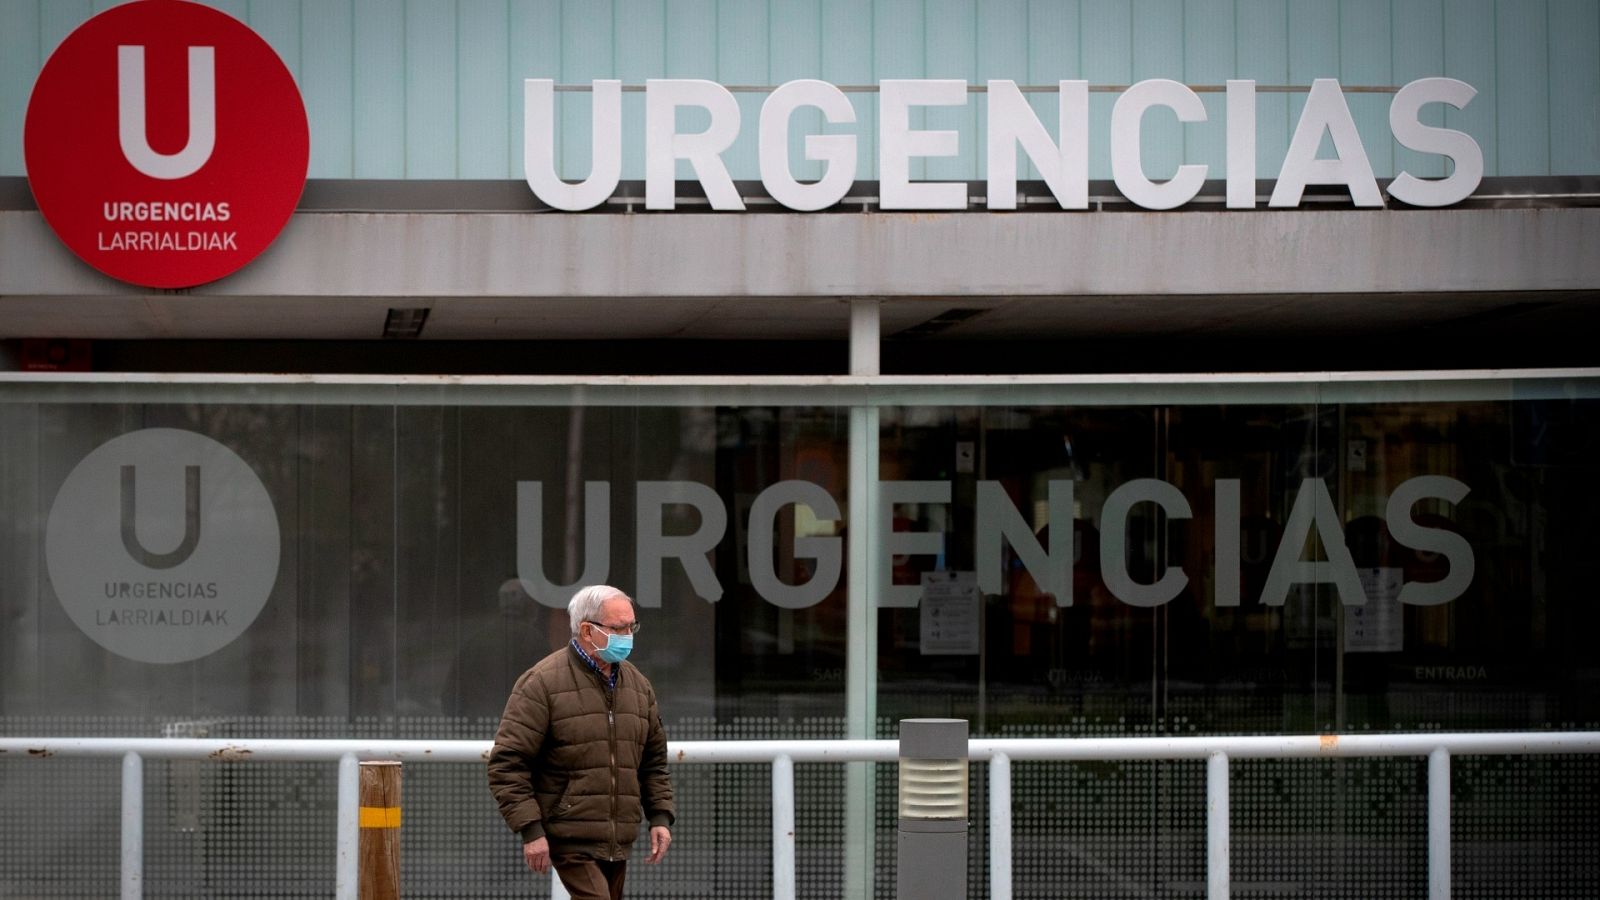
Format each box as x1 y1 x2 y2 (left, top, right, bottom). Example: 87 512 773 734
359 806 402 829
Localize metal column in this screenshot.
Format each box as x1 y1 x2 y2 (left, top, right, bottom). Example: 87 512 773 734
846 298 881 900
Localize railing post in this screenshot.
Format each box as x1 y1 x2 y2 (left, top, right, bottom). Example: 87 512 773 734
336 753 359 900
773 753 796 900
358 761 402 899
1429 748 1451 900
989 753 1012 900
1207 751 1230 900
551 870 571 899
121 751 142 900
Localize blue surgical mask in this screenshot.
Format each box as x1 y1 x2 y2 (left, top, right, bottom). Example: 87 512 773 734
594 631 633 664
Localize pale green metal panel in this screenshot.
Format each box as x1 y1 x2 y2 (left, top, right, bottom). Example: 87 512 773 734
3 0 1600 180
1444 0 1497 176
662 0 715 182
561 0 613 181
248 0 302 82
1286 0 1338 162
1082 0 1132 180
924 0 976 181
1185 0 1235 179
352 0 406 177
0 0 41 176
664 0 716 77
1496 0 1550 175
873 0 924 78
718 0 768 182
875 0 926 181
1341 0 1393 178
39 0 93 55
975 0 1029 181
197 0 247 23
509 0 563 181
302 0 355 177
405 0 459 177
771 0 826 182
821 0 876 179
458 0 512 178
1392 0 1446 179
1026 0 1082 185
1133 0 1186 182
1236 0 1288 178
615 0 664 182
1549 0 1600 174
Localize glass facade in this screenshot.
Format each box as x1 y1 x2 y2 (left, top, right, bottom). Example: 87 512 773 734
2 374 1597 897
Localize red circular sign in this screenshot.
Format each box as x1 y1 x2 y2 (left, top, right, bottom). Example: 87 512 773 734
24 0 308 289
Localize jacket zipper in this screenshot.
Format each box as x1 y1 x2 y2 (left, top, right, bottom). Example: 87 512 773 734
606 681 618 860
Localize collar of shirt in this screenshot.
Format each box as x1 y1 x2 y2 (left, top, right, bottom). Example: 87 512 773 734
570 637 618 692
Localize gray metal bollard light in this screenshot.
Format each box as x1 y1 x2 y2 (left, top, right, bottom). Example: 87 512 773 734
897 718 969 900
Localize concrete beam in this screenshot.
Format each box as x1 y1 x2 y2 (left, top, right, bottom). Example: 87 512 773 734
3 207 1598 300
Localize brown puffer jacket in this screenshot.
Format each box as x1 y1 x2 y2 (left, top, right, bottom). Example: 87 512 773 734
487 643 675 860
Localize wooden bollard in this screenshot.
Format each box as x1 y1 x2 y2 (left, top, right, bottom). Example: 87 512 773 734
358 761 402 899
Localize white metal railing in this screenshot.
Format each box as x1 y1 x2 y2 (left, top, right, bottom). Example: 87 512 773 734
4 732 1600 900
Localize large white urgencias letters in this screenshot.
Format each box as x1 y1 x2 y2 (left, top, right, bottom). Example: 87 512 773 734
646 79 744 210
515 475 1474 611
524 78 1483 211
880 79 969 210
1387 78 1484 208
523 79 621 211
986 80 1088 210
1110 79 1209 211
1226 81 1257 209
1271 78 1383 208
758 80 857 211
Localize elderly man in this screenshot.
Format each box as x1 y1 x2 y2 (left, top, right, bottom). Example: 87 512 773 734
488 584 675 900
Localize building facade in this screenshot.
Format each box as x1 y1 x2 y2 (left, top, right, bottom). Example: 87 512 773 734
2 1 1598 897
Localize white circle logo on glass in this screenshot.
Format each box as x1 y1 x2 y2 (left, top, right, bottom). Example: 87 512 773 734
45 428 280 664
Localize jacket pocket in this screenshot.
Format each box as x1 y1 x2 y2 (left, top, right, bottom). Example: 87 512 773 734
542 777 575 821
618 790 644 827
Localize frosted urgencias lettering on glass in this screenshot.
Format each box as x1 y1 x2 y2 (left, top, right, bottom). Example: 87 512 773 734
46 428 280 664
120 463 201 569
516 476 1474 610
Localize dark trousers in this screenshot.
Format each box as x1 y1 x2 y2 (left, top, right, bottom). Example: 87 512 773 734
553 856 628 900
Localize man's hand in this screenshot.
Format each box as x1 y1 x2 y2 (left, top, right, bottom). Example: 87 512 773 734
647 825 672 864
522 836 551 873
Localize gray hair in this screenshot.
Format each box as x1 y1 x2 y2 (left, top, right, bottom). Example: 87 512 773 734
567 585 631 636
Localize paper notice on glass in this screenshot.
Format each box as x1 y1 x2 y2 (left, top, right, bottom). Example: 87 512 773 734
920 571 980 655
1345 567 1404 653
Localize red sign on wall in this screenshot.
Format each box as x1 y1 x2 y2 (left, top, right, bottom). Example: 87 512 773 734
24 0 309 289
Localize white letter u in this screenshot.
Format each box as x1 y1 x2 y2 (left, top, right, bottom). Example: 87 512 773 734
118 45 216 180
